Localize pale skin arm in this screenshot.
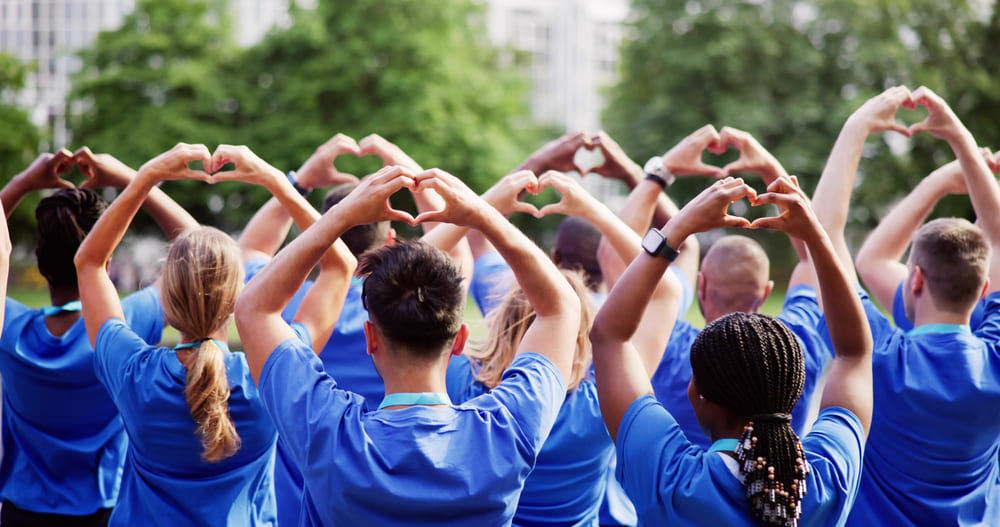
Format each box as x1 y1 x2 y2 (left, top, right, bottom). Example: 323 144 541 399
75 144 213 348
415 169 581 384
1 150 75 217
591 177 755 441
213 145 356 355
752 176 873 435
236 166 417 383
909 87 1000 294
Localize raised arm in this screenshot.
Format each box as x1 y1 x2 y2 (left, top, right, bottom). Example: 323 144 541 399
236 166 418 381
213 145 356 354
1 150 75 217
74 147 199 240
414 169 581 384
812 86 913 283
591 177 755 441
855 156 980 310
753 176 873 434
0 203 10 332
909 87 1000 293
75 143 213 348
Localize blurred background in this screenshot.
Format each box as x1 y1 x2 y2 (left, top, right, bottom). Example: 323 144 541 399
1 0 997 314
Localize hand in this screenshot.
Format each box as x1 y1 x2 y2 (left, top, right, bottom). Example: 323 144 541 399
667 177 755 239
660 125 725 177
927 147 998 196
591 131 642 183
411 168 497 229
210 145 284 187
295 134 362 190
75 147 136 189
907 86 967 143
848 86 913 136
136 143 213 184
17 150 76 191
334 165 418 226
714 126 787 184
480 170 541 216
359 134 422 172
750 175 822 242
535 170 601 218
518 132 591 174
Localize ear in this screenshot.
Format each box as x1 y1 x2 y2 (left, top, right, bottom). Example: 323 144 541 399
450 323 470 356
363 320 379 356
385 228 397 246
980 279 990 300
760 280 775 306
696 272 707 303
550 247 561 266
910 266 926 297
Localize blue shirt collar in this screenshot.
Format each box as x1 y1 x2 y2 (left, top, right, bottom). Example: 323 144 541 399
906 323 971 337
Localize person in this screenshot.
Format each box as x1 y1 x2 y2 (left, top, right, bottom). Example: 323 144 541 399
600 126 832 449
427 169 674 526
590 172 872 526
235 165 581 525
833 87 1000 526
74 143 353 525
0 148 195 525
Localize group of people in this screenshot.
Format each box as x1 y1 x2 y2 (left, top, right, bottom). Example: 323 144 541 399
0 85 996 527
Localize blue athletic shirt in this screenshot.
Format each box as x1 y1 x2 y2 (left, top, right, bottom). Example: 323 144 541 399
842 290 1000 526
651 284 832 449
892 281 987 331
617 395 864 526
448 354 613 526
94 318 277 526
0 287 163 515
258 337 566 526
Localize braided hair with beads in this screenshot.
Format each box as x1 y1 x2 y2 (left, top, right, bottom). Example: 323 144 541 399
690 312 809 527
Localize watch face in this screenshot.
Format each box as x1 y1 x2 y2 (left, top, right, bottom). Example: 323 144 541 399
643 156 667 177
642 229 664 254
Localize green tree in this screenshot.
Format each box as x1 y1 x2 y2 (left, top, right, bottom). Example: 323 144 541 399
0 53 44 241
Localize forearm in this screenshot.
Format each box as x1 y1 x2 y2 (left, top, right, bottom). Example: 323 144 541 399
0 174 34 218
950 130 1000 243
807 230 872 360
295 239 356 353
262 174 321 233
142 186 199 240
239 198 294 260
75 175 157 272
856 179 944 266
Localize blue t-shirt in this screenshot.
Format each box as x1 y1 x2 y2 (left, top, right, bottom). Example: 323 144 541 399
616 395 864 526
94 318 277 526
650 284 832 449
0 287 163 515
259 337 566 526
448 354 613 526
892 281 988 331
844 291 1000 526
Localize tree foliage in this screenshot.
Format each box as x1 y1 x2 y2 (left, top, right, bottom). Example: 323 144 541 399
606 0 1000 273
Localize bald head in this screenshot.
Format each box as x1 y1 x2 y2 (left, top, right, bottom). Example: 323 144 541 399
699 235 771 316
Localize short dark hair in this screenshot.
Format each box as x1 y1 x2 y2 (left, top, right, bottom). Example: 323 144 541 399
36 188 108 288
911 218 989 313
323 183 390 257
553 216 602 291
358 239 465 358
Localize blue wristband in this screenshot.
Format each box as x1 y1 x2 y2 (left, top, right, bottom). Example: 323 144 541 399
287 171 311 197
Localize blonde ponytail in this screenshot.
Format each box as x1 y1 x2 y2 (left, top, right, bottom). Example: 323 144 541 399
184 339 240 462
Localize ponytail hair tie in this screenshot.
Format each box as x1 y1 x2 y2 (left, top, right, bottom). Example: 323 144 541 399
748 412 792 424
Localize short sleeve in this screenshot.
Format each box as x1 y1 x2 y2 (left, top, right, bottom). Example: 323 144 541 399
94 318 154 399
668 265 694 317
891 282 914 331
615 395 693 514
258 336 365 469
290 321 312 349
2 297 31 334
487 353 566 456
120 286 165 345
800 407 865 510
469 252 513 317
973 292 1000 343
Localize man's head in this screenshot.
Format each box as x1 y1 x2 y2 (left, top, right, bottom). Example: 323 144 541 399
323 183 393 257
697 235 773 322
904 217 989 321
551 216 602 292
36 188 108 290
358 240 467 364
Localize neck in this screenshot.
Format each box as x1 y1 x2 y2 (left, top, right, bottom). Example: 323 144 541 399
912 303 972 328
379 357 451 397
48 286 80 307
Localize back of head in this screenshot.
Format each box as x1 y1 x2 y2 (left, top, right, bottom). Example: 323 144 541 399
690 312 807 527
323 182 391 257
911 218 989 314
162 227 243 463
359 239 465 360
553 216 602 292
35 188 108 289
700 235 770 313
470 268 594 391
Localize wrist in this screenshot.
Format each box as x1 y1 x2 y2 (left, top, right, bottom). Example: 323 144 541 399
660 220 691 252
286 170 312 196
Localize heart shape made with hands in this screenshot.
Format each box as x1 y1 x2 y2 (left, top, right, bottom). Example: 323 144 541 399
573 146 606 174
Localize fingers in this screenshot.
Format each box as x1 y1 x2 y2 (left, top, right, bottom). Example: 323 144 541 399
324 133 362 157
535 203 565 218
51 148 75 175
210 144 242 174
